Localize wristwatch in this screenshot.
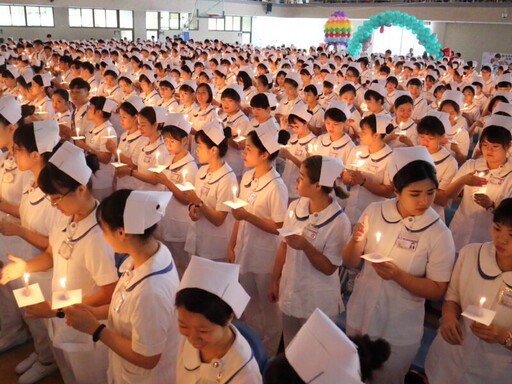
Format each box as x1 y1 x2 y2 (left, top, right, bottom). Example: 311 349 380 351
502 331 512 348
56 309 65 318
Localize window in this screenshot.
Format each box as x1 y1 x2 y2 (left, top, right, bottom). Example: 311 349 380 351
224 16 241 31
106 10 117 28
208 17 225 31
169 12 179 30
68 8 81 27
70 8 124 29
10 5 25 26
209 16 246 32
94 9 106 28
146 11 158 30
119 10 133 29
26 6 54 27
121 30 133 41
242 16 252 32
160 12 169 30
147 30 158 40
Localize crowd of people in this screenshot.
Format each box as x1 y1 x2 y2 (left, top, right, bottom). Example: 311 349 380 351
0 35 510 384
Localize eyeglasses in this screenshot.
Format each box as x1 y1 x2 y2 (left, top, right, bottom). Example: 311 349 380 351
45 190 71 206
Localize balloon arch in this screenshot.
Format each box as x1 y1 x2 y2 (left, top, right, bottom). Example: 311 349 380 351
345 10 442 58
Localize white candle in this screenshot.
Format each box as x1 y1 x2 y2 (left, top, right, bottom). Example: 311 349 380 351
59 277 69 300
182 169 188 183
361 102 368 112
289 210 294 220
237 129 241 137
156 151 160 166
23 273 30 296
313 144 318 153
75 128 80 137
307 144 313 153
116 149 121 163
479 296 486 316
232 186 238 202
376 232 382 243
107 127 112 136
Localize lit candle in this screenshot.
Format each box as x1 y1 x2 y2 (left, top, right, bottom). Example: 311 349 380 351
237 129 241 137
307 144 313 154
479 297 486 316
376 232 382 243
182 169 188 183
361 102 368 112
232 186 238 202
116 149 121 163
155 151 160 166
75 128 80 137
23 273 30 296
313 144 318 153
107 127 112 136
289 210 294 220
59 277 69 300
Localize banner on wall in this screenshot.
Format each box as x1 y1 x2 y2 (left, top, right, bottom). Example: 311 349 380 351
481 51 512 71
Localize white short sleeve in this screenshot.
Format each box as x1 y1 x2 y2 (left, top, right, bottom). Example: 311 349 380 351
425 225 456 282
83 232 118 286
268 183 289 223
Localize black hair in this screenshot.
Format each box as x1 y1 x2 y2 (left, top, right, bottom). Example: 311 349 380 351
197 83 213 104
284 78 299 88
104 70 118 79
433 83 446 96
304 84 320 97
407 78 423 88
479 125 512 148
380 65 391 75
195 127 230 158
288 113 307 125
393 160 438 193
139 106 159 126
236 71 252 90
488 95 509 113
386 76 399 87
89 96 112 119
179 83 195 94
53 88 69 103
256 74 272 90
80 61 95 74
221 87 241 103
118 75 133 85
339 83 356 96
417 115 446 136
139 73 154 85
360 114 393 137
303 155 348 199
159 79 175 90
462 85 475 95
69 77 91 91
325 107 347 123
13 123 54 160
493 198 512 228
175 288 234 326
214 69 226 78
162 124 189 141
119 101 138 117
394 95 414 109
32 74 49 90
97 189 157 239
439 99 461 114
246 130 279 160
364 89 384 103
250 93 271 109
346 66 360 78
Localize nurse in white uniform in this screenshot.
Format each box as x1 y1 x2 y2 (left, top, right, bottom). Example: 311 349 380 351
446 124 512 251
342 114 394 225
8 121 62 383
228 121 287 355
65 190 180 384
75 96 118 201
263 308 391 384
184 120 237 261
274 72 305 121
1 141 118 384
175 256 262 384
425 198 512 383
270 156 350 345
31 74 55 120
153 114 198 277
342 147 456 384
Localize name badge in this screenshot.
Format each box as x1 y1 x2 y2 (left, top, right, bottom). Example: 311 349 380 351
367 164 379 174
329 150 338 158
395 235 418 250
200 185 210 198
143 155 151 164
2 172 14 184
489 175 504 185
247 192 257 205
498 286 512 308
303 225 318 241
58 241 73 260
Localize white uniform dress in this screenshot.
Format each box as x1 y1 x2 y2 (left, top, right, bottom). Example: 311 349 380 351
425 242 512 383
279 197 351 345
108 243 179 384
57 110 72 128
184 163 237 261
220 110 251 177
411 96 429 121
85 121 117 200
445 118 470 158
281 132 316 200
34 96 56 120
71 103 95 139
344 144 393 225
176 324 262 384
116 130 148 190
275 96 304 117
141 89 161 107
158 98 179 113
430 147 458 220
48 205 118 384
235 168 288 354
388 118 418 148
307 103 325 131
449 158 512 251
314 133 354 166
133 137 168 191
346 199 455 384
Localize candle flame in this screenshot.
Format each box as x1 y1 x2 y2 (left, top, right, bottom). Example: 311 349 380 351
59 277 66 289
480 297 486 306
23 273 29 285
376 232 382 243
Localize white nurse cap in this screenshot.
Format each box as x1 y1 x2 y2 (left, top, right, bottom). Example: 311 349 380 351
326 100 351 120
159 75 177 89
5 65 19 78
39 73 52 87
225 84 245 101
375 113 392 134
152 106 167 124
119 72 135 82
492 102 512 117
0 95 21 124
202 119 225 145
308 83 323 96
33 120 59 154
367 82 387 99
262 92 278 108
496 73 512 84
179 256 250 318
164 112 192 134
324 74 337 86
319 156 344 187
49 141 92 185
440 90 463 109
180 80 197 92
290 104 312 123
102 99 118 114
286 308 363 384
215 66 228 76
141 70 156 83
391 90 412 104
493 91 512 103
123 191 172 234
425 110 451 134
387 146 435 180
125 95 145 112
484 114 512 131
257 119 281 154
285 72 303 88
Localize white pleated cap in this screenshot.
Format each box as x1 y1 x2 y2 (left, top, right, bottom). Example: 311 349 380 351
286 308 363 384
159 75 177 89
39 73 52 87
496 73 512 84
33 120 59 154
326 100 351 120
125 95 145 112
484 114 512 131
0 95 21 124
319 156 344 187
308 83 323 96
180 80 197 92
425 110 451 134
285 72 303 87
202 119 225 145
324 74 337 86
386 146 435 180
290 103 312 123
493 91 512 102
262 92 278 108
492 102 512 116
164 112 191 134
256 119 281 154
123 191 172 234
5 65 19 78
215 66 228 76
440 90 464 108
152 106 167 124
179 256 250 318
141 70 156 83
391 90 412 104
225 84 245 101
49 141 92 185
367 82 386 98
102 99 118 113
375 113 393 134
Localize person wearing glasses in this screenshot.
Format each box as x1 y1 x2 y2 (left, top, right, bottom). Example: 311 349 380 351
1 141 118 384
